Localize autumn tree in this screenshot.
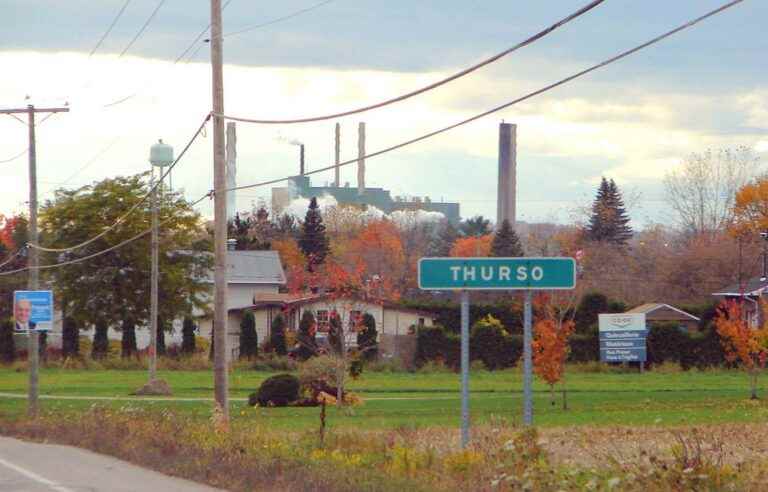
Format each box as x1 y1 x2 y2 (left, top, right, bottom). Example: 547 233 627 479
345 220 405 297
732 174 768 236
585 177 633 246
491 219 524 257
714 300 768 400
450 234 493 257
298 197 330 271
665 146 759 236
532 295 576 409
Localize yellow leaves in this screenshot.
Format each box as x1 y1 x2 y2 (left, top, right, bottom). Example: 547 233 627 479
443 450 484 474
714 300 768 371
732 176 768 236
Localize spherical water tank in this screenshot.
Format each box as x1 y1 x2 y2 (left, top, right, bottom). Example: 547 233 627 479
149 139 174 167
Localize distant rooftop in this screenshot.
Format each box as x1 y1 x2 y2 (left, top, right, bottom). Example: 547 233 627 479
198 250 286 285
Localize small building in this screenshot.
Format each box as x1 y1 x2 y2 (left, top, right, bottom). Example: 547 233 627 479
624 303 700 332
711 277 768 327
197 250 287 357
230 293 436 358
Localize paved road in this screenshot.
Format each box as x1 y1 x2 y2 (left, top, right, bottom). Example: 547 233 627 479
0 436 222 492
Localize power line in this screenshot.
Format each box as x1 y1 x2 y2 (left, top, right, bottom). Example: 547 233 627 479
218 0 606 125
90 0 133 57
0 148 28 164
0 193 212 277
119 0 168 58
223 0 745 193
224 0 335 38
27 114 211 253
59 137 122 186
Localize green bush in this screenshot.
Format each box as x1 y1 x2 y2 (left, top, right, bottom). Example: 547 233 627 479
296 311 317 361
239 311 258 360
0 319 15 364
469 315 515 370
357 313 378 361
270 315 287 356
181 317 196 355
250 373 300 407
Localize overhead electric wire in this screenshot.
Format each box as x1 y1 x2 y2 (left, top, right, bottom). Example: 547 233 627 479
90 0 133 57
0 148 28 164
223 0 746 193
118 0 168 58
174 0 235 64
0 193 212 277
218 0 606 124
59 137 122 186
224 0 335 38
27 114 211 253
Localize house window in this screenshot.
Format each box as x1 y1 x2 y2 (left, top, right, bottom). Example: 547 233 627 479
316 310 329 332
349 310 362 331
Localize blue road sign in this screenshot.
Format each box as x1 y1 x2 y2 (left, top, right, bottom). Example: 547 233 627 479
598 313 647 362
13 290 53 332
601 348 647 362
418 257 576 290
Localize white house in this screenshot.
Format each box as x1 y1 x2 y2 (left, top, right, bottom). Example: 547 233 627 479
229 292 435 358
196 250 286 357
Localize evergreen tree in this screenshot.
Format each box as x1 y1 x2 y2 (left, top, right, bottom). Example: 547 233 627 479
157 317 167 357
62 317 79 358
181 317 196 355
585 177 633 245
460 215 492 237
298 197 330 271
121 319 137 358
270 314 287 356
357 313 378 361
38 331 48 362
92 321 109 359
426 221 460 257
574 292 609 333
239 311 258 359
491 219 524 257
328 312 343 355
296 311 317 361
0 320 15 364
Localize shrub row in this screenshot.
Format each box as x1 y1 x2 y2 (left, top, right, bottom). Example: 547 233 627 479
417 323 727 371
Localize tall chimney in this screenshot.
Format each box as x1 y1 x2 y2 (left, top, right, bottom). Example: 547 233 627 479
299 144 305 176
357 122 366 195
497 122 517 227
334 123 341 187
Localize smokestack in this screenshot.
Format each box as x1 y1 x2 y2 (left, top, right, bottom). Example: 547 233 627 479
357 122 366 195
299 144 305 175
334 123 341 187
497 122 517 227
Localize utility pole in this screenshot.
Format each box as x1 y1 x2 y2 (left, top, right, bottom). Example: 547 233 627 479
210 0 229 422
0 104 69 417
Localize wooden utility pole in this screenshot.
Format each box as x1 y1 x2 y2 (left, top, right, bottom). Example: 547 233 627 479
149 167 159 381
0 104 69 417
209 0 229 422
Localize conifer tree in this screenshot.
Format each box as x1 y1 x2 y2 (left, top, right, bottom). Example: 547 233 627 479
585 177 633 245
181 317 196 355
270 314 287 356
157 317 167 356
0 320 15 364
298 197 330 271
426 221 460 257
62 317 79 358
239 311 258 359
296 311 317 360
357 313 378 360
491 219 525 257
121 319 137 358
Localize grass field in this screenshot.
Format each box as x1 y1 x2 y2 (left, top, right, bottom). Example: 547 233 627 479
2 367 768 430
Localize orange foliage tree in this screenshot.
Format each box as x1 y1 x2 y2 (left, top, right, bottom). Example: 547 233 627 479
732 175 768 235
345 220 405 298
450 234 493 257
532 293 576 409
714 300 768 400
271 238 305 273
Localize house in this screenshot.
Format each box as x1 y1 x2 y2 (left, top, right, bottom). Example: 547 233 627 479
197 250 287 356
711 277 768 327
229 293 436 358
624 303 701 332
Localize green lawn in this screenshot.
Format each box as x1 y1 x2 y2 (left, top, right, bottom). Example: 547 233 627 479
1 368 767 430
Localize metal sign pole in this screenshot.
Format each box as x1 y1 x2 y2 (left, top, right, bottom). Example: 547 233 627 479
460 290 470 448
523 289 533 426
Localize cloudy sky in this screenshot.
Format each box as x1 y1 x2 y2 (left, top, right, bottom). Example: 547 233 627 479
1 0 766 227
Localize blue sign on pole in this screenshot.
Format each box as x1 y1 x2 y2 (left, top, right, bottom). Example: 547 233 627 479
418 257 576 290
13 290 54 333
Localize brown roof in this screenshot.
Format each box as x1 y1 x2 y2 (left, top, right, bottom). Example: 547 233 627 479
625 303 699 322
